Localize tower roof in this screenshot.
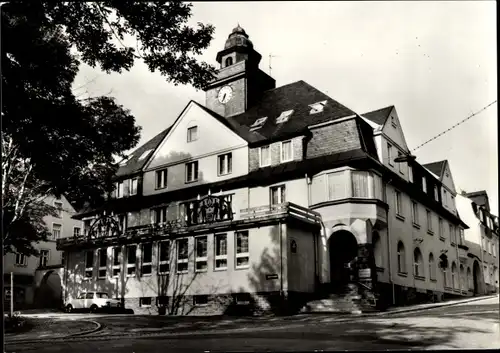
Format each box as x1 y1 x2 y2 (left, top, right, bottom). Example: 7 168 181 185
224 24 253 50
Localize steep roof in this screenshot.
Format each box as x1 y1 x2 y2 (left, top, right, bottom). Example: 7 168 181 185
422 160 447 179
116 126 173 177
228 80 356 144
361 106 394 126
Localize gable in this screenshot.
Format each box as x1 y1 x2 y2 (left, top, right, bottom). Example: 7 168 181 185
146 102 248 170
381 107 409 152
441 161 457 194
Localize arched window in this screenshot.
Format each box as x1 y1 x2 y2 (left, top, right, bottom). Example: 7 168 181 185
413 248 423 277
467 267 472 290
460 264 465 291
372 232 383 269
397 241 406 273
451 262 457 289
225 57 233 67
429 253 435 280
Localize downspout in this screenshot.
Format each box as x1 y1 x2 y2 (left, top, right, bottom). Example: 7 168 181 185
279 220 283 298
306 173 319 289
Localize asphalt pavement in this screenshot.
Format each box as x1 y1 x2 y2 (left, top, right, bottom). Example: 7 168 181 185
5 295 499 352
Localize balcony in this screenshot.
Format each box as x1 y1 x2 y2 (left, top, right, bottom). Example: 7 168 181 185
57 199 322 250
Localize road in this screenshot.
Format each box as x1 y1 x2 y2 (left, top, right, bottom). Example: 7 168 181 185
5 296 499 352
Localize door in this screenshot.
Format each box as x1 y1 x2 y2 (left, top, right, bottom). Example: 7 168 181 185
84 292 94 309
75 293 86 309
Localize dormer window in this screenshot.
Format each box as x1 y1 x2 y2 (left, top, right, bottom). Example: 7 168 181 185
119 155 131 166
138 149 153 161
225 57 233 67
309 100 327 114
187 126 198 142
250 117 267 131
276 110 294 124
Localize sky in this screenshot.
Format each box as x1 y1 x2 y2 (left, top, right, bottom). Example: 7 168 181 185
72 1 498 214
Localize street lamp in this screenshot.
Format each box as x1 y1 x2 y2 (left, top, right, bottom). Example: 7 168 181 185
393 154 417 163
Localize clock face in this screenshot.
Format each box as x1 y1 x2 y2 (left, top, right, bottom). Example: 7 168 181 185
218 85 233 104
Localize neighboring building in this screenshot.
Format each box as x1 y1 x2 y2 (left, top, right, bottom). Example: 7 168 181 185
61 25 479 315
456 190 499 295
3 195 82 309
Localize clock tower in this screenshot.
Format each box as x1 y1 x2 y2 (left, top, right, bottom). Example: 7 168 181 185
204 25 276 118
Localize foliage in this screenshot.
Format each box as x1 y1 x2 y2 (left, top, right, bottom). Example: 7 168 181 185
1 1 216 255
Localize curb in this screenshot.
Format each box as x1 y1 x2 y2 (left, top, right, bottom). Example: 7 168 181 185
363 294 499 317
5 319 102 345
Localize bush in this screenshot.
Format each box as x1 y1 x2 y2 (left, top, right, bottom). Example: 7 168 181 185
4 314 28 333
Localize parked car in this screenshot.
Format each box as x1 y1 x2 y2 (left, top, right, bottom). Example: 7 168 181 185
64 292 122 313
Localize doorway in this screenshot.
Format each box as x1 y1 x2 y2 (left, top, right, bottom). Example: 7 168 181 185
328 230 358 292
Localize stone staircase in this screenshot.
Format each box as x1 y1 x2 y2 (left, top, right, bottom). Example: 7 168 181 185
300 283 363 315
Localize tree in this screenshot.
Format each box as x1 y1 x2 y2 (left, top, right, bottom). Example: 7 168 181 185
1 1 216 255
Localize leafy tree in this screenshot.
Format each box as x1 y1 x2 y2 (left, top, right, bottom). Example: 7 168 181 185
2 1 216 255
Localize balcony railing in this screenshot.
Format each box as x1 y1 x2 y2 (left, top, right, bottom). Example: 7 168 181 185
57 200 322 249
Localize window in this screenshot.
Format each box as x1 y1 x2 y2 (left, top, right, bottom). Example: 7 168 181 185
270 185 286 205
413 248 423 277
467 267 472 290
411 201 419 225
391 116 397 127
439 218 444 239
157 296 169 307
177 238 189 273
218 153 232 176
112 247 121 277
129 178 138 195
259 146 271 167
140 297 152 307
153 206 167 224
395 190 403 216
443 189 447 206
327 172 346 200
73 227 81 237
443 267 448 287
86 293 95 299
15 253 27 266
138 149 152 161
225 57 233 67
352 171 369 198
426 210 432 232
250 117 267 131
451 262 457 289
52 224 62 240
187 126 198 142
215 233 228 270
459 228 465 245
460 265 465 290
155 169 168 189
434 186 439 201
195 236 208 272
387 143 393 166
309 100 327 114
98 248 107 278
409 166 413 183
61 251 66 265
116 181 124 198
397 152 403 173
85 250 94 278
372 232 382 269
397 242 406 273
185 161 199 183
193 295 208 306
449 224 453 244
235 231 249 269
280 140 293 162
158 241 170 274
141 243 153 275
422 177 427 193
276 110 294 124
429 253 436 280
126 245 137 277
54 201 63 218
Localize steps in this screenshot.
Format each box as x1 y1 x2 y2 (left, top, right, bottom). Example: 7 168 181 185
301 283 364 314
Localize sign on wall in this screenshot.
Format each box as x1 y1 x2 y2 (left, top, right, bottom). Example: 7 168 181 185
358 268 371 279
266 274 279 280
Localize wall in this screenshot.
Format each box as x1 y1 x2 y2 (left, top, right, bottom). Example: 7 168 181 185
64 224 287 304
287 225 316 293
143 147 248 195
382 184 468 297
307 119 361 159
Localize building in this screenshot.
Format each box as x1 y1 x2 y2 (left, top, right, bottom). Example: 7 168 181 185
61 25 481 315
4 195 82 309
455 190 499 294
